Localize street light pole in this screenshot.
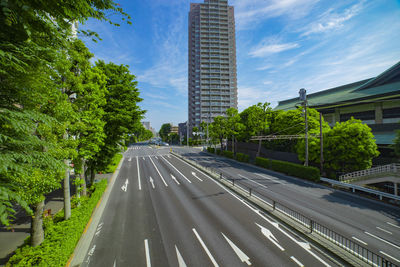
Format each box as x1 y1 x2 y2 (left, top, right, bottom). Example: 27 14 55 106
299 88 308 167
186 120 189 147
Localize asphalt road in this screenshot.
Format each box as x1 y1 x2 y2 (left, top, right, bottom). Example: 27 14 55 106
173 146 400 266
80 144 340 267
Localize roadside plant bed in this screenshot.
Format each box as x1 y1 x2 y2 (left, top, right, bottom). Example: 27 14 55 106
236 152 250 163
102 153 123 173
7 179 108 267
256 157 320 182
207 147 215 153
222 150 234 159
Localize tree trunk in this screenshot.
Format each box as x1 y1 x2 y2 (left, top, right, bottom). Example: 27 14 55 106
81 158 87 196
90 167 96 185
257 139 262 157
31 199 45 247
63 159 71 220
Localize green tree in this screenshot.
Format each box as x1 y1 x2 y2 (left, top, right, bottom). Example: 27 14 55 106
393 130 400 158
159 123 171 142
239 102 271 141
225 108 244 154
88 61 145 183
323 118 379 174
209 116 228 149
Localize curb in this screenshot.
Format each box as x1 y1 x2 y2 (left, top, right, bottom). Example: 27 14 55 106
66 156 125 267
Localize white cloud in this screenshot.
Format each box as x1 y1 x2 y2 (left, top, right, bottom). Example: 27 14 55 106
249 42 299 58
301 1 364 36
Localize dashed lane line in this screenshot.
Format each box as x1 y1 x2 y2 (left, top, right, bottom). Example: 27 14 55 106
145 239 151 267
149 156 168 187
161 156 192 183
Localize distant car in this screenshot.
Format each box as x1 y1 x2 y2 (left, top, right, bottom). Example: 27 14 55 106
162 142 169 146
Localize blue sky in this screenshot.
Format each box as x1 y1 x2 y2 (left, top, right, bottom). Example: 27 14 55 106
82 0 400 131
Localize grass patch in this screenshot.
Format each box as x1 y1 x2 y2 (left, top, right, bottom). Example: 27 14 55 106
103 153 123 173
7 179 108 267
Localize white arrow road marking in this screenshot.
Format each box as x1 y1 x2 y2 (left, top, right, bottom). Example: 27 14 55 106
144 239 151 267
380 251 400 263
137 156 141 191
113 259 116 267
143 157 145 160
221 233 251 265
149 177 155 189
168 155 171 158
128 157 132 162
256 223 285 251
149 156 168 187
387 222 400 229
121 179 129 192
161 156 192 183
175 246 188 267
192 228 219 267
191 172 203 182
290 256 304 267
171 174 180 185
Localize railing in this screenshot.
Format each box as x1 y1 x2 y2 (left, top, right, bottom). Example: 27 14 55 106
339 164 400 182
171 150 398 267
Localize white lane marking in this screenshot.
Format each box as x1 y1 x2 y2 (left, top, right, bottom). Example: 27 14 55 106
290 256 304 267
128 157 132 162
192 228 219 267
221 233 251 265
386 222 400 229
178 157 332 267
149 156 168 187
254 173 284 184
238 174 268 189
256 223 285 251
175 245 188 267
137 156 142 191
171 174 180 185
149 177 155 189
121 179 129 192
168 155 171 158
155 156 158 159
161 156 192 183
376 227 392 235
352 236 368 246
95 222 104 236
113 259 116 267
365 232 400 249
143 157 145 160
144 239 151 267
380 251 400 263
191 172 203 182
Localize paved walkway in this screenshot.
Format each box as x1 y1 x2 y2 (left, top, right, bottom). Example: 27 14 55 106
0 174 112 266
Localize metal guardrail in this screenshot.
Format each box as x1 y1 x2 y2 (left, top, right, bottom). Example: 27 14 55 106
171 150 398 267
339 164 400 182
321 177 400 201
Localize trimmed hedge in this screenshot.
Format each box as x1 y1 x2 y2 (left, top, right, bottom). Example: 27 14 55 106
8 179 108 267
223 150 234 159
207 147 215 153
236 153 250 163
103 153 123 173
216 149 222 155
255 157 320 182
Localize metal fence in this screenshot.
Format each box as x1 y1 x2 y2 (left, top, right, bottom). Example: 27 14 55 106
171 150 398 267
339 163 400 182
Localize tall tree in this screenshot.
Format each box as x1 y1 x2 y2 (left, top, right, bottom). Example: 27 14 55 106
209 116 228 150
225 108 244 154
239 102 271 141
159 123 171 142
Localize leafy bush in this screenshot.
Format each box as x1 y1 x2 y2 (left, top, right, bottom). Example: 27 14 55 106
236 153 250 163
223 150 234 159
8 179 108 267
255 157 320 182
103 153 123 173
216 149 222 155
207 147 215 153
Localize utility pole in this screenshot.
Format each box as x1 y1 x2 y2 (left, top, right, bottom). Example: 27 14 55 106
206 113 210 146
299 88 308 166
320 112 324 174
186 120 189 147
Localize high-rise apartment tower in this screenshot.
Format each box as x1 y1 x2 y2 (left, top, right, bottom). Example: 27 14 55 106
188 0 237 134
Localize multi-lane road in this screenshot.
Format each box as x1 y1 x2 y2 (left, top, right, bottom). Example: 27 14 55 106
80 144 344 267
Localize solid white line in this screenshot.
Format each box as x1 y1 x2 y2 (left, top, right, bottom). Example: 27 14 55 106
144 239 151 267
128 157 132 162
191 172 203 182
113 259 116 267
365 232 400 249
175 245 187 267
192 228 219 267
380 251 400 263
161 156 192 183
143 157 145 160
174 155 332 267
137 157 141 191
155 156 158 159
238 174 268 189
352 236 368 246
149 156 168 187
221 233 251 265
290 256 304 267
376 227 392 235
387 222 400 229
171 174 180 185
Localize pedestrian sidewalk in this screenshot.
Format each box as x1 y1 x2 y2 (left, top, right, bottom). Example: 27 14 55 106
0 174 112 266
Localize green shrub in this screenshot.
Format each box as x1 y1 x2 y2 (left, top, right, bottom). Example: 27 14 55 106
236 153 250 163
255 157 320 182
216 149 222 155
8 180 108 267
103 153 123 173
207 147 215 153
223 150 234 159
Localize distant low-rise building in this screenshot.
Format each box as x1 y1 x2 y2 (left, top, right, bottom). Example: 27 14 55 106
178 122 188 140
275 61 400 161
